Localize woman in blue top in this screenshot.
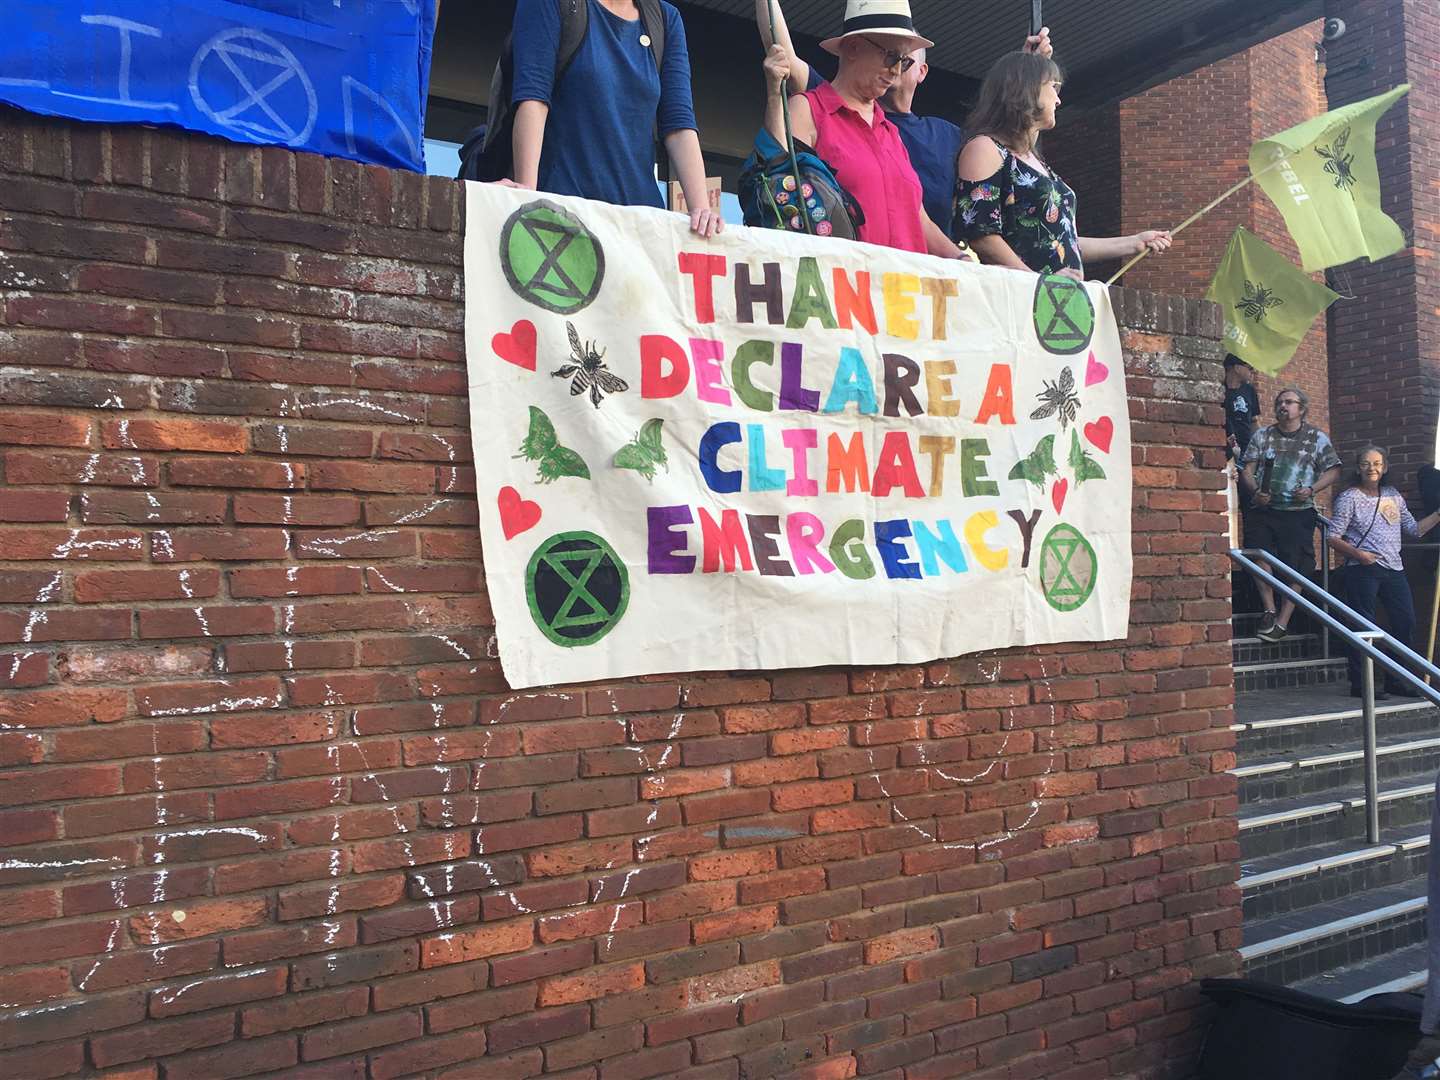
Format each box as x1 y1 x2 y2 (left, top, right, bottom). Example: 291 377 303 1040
511 0 722 238
1328 445 1440 698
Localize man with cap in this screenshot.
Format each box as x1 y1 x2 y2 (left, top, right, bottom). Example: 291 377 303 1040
756 0 1051 237
1224 354 1260 463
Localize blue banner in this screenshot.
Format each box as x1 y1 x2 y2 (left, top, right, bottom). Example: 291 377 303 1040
0 0 436 172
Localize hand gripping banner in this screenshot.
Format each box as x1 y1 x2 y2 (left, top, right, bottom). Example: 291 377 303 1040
464 184 1133 689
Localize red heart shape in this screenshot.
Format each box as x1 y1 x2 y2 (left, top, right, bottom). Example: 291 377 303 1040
497 486 541 540
1052 478 1068 514
1083 416 1114 454
493 320 537 371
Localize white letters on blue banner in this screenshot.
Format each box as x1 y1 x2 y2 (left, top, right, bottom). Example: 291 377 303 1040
0 0 436 172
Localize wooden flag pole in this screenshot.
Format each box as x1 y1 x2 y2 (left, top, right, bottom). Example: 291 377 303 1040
1105 156 1290 286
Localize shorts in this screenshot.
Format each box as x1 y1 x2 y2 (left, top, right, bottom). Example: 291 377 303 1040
1244 506 1317 575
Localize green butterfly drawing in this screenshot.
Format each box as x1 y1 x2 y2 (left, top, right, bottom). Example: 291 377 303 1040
1068 430 1107 485
1009 434 1057 490
514 406 590 484
613 418 668 483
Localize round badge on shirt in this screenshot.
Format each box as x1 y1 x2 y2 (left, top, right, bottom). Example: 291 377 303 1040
639 33 651 46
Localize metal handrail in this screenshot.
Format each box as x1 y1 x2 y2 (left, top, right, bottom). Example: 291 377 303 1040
1230 547 1440 844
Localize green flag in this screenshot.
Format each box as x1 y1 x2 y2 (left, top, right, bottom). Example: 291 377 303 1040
1250 84 1409 271
1205 228 1340 375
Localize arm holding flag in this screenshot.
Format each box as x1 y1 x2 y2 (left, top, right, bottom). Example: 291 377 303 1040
1079 230 1173 262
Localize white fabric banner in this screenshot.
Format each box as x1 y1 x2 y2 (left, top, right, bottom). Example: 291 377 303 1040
463 184 1132 689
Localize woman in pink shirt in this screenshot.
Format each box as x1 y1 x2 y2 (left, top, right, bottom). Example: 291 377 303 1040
761 1 964 258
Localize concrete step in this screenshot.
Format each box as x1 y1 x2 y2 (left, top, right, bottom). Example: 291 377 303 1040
1241 877 1429 986
1237 770 1436 859
1235 656 1348 693
1240 830 1429 921
1289 938 1430 1005
1232 633 1323 666
1233 734 1440 804
1234 686 1438 759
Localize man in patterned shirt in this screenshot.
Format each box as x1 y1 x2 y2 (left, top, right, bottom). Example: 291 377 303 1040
1239 387 1342 641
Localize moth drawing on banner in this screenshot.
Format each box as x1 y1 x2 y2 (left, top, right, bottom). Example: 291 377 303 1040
1009 434 1057 490
1068 431 1106 485
1030 367 1080 429
1315 127 1357 192
554 323 628 407
514 406 590 484
613 419 668 483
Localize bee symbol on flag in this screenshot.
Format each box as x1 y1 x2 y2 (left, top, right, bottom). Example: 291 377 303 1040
553 323 629 408
1315 127 1357 192
1237 280 1285 324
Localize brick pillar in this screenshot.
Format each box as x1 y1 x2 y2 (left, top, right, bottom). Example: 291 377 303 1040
1323 0 1439 489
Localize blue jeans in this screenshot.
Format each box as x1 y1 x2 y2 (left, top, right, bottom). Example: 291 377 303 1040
1343 563 1416 690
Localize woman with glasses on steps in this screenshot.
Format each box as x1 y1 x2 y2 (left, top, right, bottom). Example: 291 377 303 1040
1327 445 1440 699
760 0 965 256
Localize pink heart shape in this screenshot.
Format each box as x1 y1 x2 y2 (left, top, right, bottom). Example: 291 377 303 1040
497 486 541 540
1052 478 1068 514
1083 416 1114 454
1084 351 1109 387
493 320 537 371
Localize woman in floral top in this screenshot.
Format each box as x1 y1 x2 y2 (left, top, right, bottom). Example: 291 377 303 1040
953 52 1171 278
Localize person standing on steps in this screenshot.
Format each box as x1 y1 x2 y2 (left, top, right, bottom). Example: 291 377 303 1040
1224 355 1259 463
1239 387 1342 642
1326 446 1440 700
753 0 1052 238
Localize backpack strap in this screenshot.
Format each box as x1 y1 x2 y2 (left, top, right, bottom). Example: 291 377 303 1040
636 0 667 70
556 0 590 80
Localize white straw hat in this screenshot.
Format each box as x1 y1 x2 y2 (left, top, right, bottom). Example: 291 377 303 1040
820 0 934 55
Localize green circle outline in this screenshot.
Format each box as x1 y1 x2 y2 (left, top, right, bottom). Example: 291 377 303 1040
1038 523 1098 612
525 530 630 648
499 199 605 315
1032 273 1096 355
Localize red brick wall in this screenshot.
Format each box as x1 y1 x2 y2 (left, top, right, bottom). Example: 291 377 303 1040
0 110 1239 1079
1323 0 1436 491
1053 24 1333 441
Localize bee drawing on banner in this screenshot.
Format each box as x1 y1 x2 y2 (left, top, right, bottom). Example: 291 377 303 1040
1031 366 1081 430
1237 279 1284 323
1315 127 1357 192
553 322 629 407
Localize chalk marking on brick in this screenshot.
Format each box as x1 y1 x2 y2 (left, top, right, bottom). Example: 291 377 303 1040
305 528 400 557
52 530 144 559
146 692 281 717
154 967 258 1007
0 856 126 872
434 635 472 661
390 499 446 526
367 566 405 593
300 396 415 424
152 530 176 560
77 881 126 987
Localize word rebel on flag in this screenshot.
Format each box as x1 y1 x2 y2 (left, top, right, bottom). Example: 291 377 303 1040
1250 84 1409 271
1206 227 1340 375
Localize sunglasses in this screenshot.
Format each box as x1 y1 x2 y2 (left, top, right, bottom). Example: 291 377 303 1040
860 37 916 72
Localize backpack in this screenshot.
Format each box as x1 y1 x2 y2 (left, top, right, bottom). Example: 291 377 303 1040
460 0 667 183
737 127 865 239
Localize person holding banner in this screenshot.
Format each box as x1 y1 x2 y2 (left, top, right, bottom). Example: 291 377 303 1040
510 0 723 238
760 1 963 257
1239 388 1342 643
954 52 1171 278
753 0 1051 237
1326 446 1440 699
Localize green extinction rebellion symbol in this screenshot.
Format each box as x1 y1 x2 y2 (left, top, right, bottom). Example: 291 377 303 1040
500 200 605 315
1032 274 1095 355
526 531 629 647
1038 523 1098 612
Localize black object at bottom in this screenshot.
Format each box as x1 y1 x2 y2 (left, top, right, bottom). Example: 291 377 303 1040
1199 978 1419 1079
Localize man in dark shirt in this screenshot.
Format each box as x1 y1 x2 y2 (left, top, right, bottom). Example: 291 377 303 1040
755 0 1051 236
1224 355 1259 461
